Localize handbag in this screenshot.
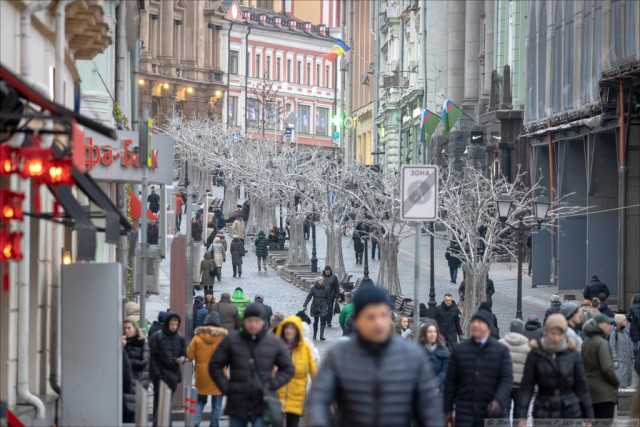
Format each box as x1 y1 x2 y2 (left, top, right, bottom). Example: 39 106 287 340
209 258 217 278
246 343 283 427
334 301 341 315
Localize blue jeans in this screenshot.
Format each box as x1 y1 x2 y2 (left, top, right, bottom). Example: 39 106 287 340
195 394 223 427
229 416 265 427
449 266 458 282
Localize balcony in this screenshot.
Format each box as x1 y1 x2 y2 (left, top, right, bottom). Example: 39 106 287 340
64 0 111 60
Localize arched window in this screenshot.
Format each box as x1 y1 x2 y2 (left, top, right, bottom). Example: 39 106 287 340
563 2 574 110
526 4 538 120
551 1 562 113
610 0 623 63
592 2 602 99
625 0 636 58
538 4 547 117
581 1 592 103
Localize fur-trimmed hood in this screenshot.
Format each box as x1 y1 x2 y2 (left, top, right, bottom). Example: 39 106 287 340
529 337 578 352
194 325 228 344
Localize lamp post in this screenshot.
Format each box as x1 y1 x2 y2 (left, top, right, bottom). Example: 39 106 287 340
428 222 437 317
310 214 318 273
495 194 550 320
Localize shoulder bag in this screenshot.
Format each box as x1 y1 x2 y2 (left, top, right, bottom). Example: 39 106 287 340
245 342 283 427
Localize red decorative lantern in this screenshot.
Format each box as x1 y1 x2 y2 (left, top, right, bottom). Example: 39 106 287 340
42 157 74 185
20 146 51 179
0 190 25 221
0 145 20 175
0 229 23 261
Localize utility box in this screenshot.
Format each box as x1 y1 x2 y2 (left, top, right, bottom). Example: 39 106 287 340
134 244 161 295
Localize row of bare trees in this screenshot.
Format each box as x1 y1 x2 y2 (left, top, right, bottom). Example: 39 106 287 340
161 115 578 330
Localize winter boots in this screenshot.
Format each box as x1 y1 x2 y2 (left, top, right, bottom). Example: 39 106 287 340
313 323 318 340
320 325 326 340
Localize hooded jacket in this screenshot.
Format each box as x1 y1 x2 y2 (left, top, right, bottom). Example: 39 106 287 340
209 325 294 420
231 288 251 320
212 237 226 266
308 334 444 427
627 294 640 341
230 237 246 265
211 296 240 332
515 338 593 420
275 316 318 416
581 319 619 403
255 231 269 257
200 252 216 285
321 266 340 301
124 335 150 389
186 324 229 395
583 276 611 300
304 283 329 318
125 301 149 335
499 332 530 386
523 319 543 341
148 312 187 392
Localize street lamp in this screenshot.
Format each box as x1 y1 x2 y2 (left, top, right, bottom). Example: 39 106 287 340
310 208 318 273
495 194 550 319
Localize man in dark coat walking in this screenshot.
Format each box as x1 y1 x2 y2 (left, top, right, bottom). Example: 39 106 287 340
523 314 543 340
321 265 340 328
445 242 462 284
211 292 241 332
209 304 294 426
583 275 611 300
254 294 273 327
308 285 444 427
148 312 186 426
147 186 160 214
444 307 513 427
434 293 463 350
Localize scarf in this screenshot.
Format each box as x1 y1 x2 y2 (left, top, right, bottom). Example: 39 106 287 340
540 336 568 353
425 343 437 352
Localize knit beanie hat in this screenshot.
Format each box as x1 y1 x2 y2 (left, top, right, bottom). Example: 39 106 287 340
544 313 568 333
614 314 627 328
509 318 525 334
244 303 265 320
471 309 494 329
560 302 580 320
205 288 213 296
204 311 221 327
353 285 390 317
550 294 562 303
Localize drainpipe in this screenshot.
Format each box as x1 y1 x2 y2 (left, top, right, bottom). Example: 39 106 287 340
244 26 252 134
19 0 52 419
617 81 627 309
370 1 379 165
546 118 557 287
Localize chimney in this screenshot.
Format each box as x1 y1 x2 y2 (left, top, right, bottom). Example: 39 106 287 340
289 20 297 31
318 24 326 36
304 23 312 34
274 17 281 28
501 64 513 109
259 14 266 25
244 12 251 23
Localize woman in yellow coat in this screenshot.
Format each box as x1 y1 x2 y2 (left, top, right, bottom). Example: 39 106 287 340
276 315 318 427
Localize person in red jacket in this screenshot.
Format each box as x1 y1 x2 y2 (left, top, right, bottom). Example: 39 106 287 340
175 191 185 232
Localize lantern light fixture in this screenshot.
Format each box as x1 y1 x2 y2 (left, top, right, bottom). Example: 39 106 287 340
62 249 72 265
20 146 51 179
0 190 25 221
163 83 170 89
0 145 20 175
138 79 145 86
0 230 23 261
186 87 194 94
43 158 74 185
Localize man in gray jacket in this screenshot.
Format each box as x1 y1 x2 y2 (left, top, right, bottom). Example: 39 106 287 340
308 285 443 427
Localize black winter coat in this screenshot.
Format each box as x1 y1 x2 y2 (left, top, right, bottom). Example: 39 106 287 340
230 238 246 265
308 335 444 427
444 337 513 426
322 270 340 301
523 320 543 341
599 302 615 318
353 233 364 253
434 302 463 349
425 345 450 395
583 279 610 300
304 284 330 317
209 328 294 420
148 313 187 392
125 336 150 389
242 202 250 222
123 348 136 422
255 232 269 257
627 295 640 341
544 301 562 323
515 341 594 420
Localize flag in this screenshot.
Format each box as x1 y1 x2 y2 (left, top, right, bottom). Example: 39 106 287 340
418 109 441 145
324 39 351 61
442 99 463 136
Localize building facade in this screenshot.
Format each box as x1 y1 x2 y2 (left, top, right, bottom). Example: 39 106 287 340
523 0 640 309
225 0 339 147
137 0 228 126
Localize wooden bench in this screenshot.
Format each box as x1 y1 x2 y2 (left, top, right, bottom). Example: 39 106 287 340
339 273 354 290
402 301 414 318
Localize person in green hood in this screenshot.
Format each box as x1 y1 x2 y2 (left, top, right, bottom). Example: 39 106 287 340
230 287 251 320
581 314 619 421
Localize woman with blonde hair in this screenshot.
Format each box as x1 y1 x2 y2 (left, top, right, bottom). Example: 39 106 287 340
394 315 412 339
122 319 149 390
418 321 449 393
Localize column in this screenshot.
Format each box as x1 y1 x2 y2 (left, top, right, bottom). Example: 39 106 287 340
482 0 495 98
463 0 482 104
161 0 174 60
447 0 465 104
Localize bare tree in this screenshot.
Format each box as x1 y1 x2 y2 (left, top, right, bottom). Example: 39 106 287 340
248 73 284 139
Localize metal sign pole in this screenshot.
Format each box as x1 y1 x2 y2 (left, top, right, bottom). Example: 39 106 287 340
183 184 194 423
413 221 421 337
139 110 149 328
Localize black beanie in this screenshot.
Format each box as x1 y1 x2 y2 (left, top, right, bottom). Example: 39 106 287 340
471 309 493 328
204 311 221 327
205 289 213 296
244 303 265 320
353 285 390 317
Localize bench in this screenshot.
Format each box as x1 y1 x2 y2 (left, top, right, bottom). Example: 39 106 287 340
339 273 354 290
402 301 414 318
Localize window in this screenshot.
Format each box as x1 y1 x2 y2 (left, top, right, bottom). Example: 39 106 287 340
287 59 292 82
228 96 238 125
247 98 260 129
316 64 321 86
277 58 281 81
315 107 329 136
297 104 310 133
562 2 574 110
551 2 562 113
297 61 302 84
229 51 239 75
173 21 183 62
256 54 261 78
581 1 592 104
306 63 311 85
537 4 547 117
266 56 271 79
265 101 281 130
325 65 330 88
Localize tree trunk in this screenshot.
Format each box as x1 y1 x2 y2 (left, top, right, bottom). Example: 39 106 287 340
324 225 345 279
286 214 310 266
246 199 263 235
460 263 490 336
223 183 237 217
260 201 277 234
377 236 402 296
